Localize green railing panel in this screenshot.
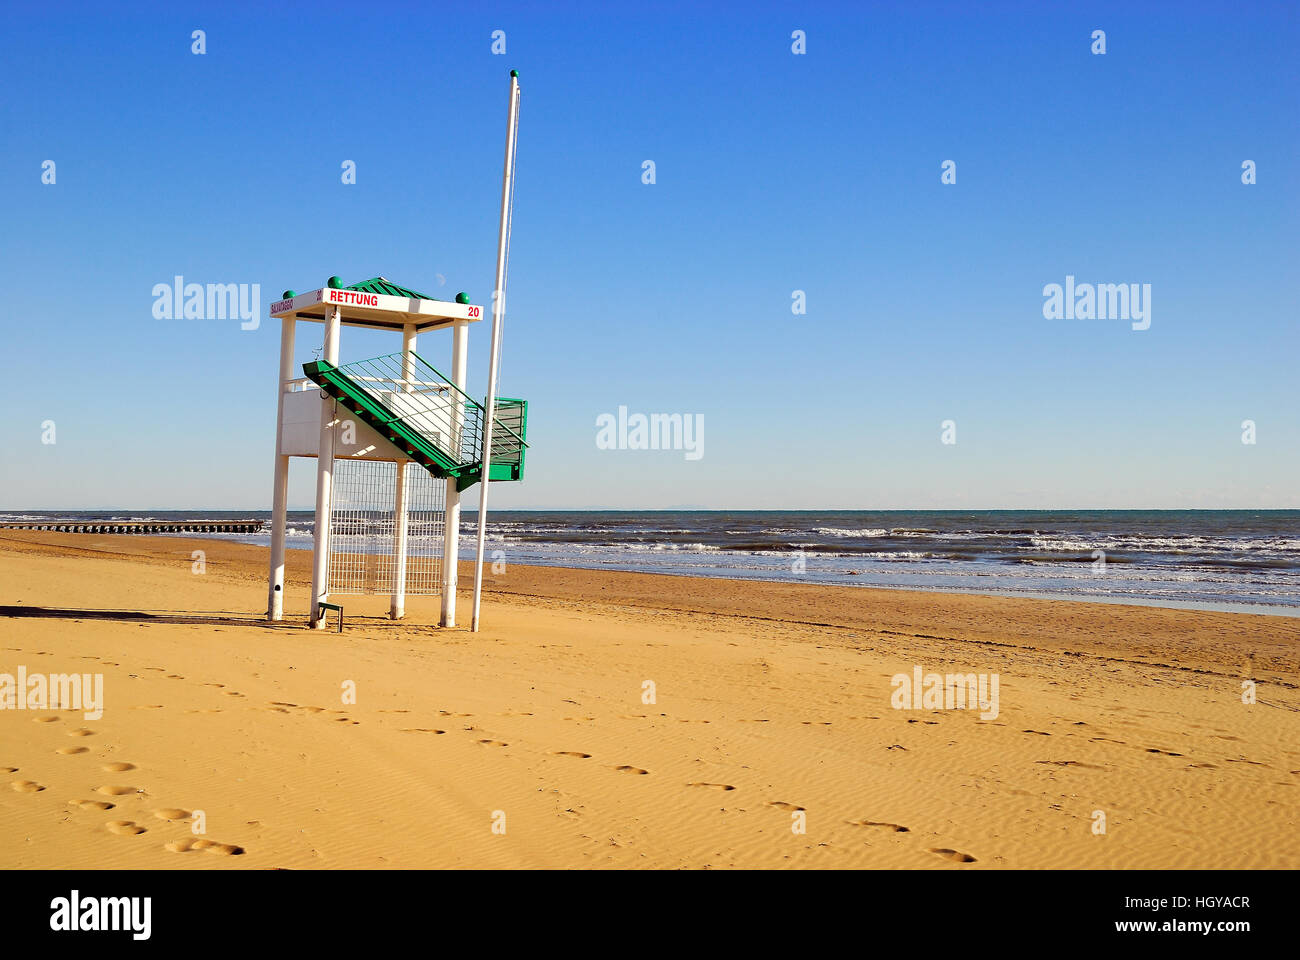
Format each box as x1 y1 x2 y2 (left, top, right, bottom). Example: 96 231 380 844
301 351 529 489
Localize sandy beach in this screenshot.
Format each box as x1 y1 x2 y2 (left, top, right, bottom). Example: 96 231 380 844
1 529 1296 869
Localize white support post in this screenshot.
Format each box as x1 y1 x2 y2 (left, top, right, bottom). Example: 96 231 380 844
390 461 409 619
391 324 417 620
267 314 296 620
400 324 417 392
308 304 342 629
441 319 469 626
472 71 521 633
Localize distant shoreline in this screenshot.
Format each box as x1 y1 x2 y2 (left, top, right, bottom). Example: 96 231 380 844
8 508 1297 615
0 526 1296 619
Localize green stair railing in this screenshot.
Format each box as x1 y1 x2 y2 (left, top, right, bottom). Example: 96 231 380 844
302 352 527 489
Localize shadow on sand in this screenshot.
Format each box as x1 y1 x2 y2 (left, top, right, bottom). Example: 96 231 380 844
0 606 292 629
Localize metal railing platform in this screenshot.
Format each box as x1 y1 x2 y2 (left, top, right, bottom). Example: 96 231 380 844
302 352 527 490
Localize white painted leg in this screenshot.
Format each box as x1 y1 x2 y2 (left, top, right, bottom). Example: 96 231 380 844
268 315 296 620
392 324 417 620
308 305 342 629
268 454 289 619
441 481 461 626
441 319 469 627
391 461 409 619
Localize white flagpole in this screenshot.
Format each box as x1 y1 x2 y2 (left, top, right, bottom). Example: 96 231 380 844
472 70 521 633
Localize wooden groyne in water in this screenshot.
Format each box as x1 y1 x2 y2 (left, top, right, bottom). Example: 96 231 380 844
0 520 262 535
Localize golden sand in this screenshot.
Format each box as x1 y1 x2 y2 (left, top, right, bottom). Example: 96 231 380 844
0 531 1296 868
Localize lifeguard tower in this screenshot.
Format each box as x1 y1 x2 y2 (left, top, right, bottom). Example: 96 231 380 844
265 73 526 631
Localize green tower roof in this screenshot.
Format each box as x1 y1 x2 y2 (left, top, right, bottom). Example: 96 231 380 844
345 277 443 301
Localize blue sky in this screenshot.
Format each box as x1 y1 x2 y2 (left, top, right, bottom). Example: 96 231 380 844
1 0 1296 510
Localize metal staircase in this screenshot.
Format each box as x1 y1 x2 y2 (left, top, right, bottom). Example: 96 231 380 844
302 352 527 491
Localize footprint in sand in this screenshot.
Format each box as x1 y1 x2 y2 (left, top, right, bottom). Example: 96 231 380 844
67 729 95 737
1145 748 1184 757
400 728 446 735
1022 730 1051 737
195 840 246 856
1 767 18 774
164 838 244 856
549 751 592 759
153 808 192 821
10 780 45 793
767 800 805 811
613 765 649 775
687 782 736 791
70 800 115 811
102 762 136 772
32 716 59 724
848 819 910 832
55 746 89 755
478 739 509 748
929 847 977 863
106 820 146 836
96 785 140 796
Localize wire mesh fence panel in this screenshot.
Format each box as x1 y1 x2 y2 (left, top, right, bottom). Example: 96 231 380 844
328 458 397 595
401 461 445 596
328 457 444 596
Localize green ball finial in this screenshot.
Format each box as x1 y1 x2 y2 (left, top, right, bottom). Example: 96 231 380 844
455 292 471 304
510 69 518 78
327 276 343 289
282 289 296 299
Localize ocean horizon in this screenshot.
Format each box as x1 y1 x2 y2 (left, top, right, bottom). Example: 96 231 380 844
6 508 1298 617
